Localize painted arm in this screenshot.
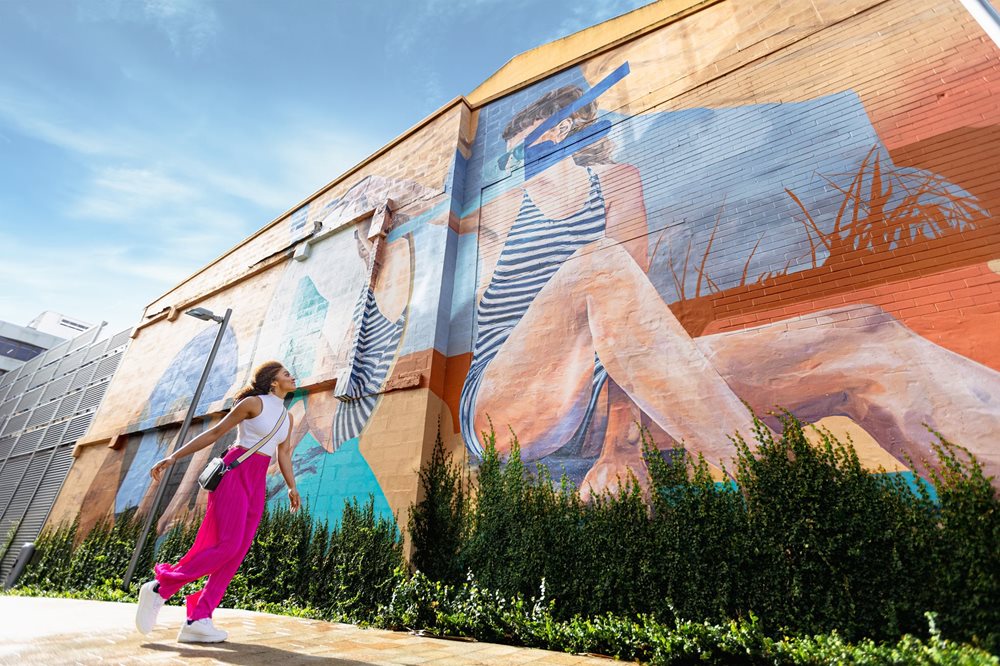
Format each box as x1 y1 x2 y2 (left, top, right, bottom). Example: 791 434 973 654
372 235 412 324
149 396 259 481
598 163 649 272
475 186 526 300
276 412 301 512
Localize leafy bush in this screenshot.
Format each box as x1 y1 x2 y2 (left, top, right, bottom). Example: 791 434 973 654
408 427 469 585
643 440 745 624
325 497 404 621
415 416 999 653
375 573 998 665
14 519 77 590
732 412 933 641
14 495 403 624
918 434 1000 650
29 508 156 591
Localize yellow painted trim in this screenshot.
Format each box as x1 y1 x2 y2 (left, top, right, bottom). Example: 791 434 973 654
467 0 722 106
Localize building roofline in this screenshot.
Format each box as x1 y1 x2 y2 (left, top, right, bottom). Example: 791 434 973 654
466 0 718 106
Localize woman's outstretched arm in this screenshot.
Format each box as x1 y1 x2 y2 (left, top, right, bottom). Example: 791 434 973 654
276 413 301 512
150 397 260 481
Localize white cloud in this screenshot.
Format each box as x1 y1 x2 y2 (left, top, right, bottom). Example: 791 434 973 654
385 0 531 57
142 0 220 55
73 167 197 220
77 0 220 57
0 85 118 156
0 231 195 331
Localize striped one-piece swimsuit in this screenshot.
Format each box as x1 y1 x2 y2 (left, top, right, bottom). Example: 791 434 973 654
460 168 609 457
332 286 405 448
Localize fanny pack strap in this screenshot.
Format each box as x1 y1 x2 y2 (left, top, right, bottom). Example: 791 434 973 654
228 408 287 471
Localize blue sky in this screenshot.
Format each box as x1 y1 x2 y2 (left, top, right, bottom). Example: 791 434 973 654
0 0 654 334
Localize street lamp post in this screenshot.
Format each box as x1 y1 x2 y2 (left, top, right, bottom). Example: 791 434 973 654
122 307 232 589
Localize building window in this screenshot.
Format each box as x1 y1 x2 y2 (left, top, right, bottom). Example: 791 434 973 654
0 335 45 362
58 319 88 332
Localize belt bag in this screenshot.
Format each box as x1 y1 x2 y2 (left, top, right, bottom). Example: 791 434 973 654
198 408 287 492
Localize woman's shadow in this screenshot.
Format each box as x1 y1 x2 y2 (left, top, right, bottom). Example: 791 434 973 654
142 641 372 665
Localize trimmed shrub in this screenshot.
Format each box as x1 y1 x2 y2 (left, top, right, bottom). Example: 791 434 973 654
408 427 470 585
643 438 746 624
415 416 999 652
14 495 404 624
375 573 998 665
14 519 77 590
918 435 1000 650
732 412 933 641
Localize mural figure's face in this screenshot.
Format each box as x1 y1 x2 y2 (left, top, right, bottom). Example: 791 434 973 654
498 116 575 175
271 366 297 395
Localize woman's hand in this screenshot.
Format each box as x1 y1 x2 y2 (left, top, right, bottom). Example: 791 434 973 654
288 487 301 513
150 457 175 482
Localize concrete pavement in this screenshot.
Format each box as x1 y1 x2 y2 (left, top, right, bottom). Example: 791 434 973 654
0 596 630 665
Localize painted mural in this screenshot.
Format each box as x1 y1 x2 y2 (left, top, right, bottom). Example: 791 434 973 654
259 174 440 524
66 167 453 534
48 0 1000 543
449 0 1000 497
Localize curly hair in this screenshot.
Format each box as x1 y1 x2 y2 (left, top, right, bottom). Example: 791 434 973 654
235 361 284 401
502 85 614 167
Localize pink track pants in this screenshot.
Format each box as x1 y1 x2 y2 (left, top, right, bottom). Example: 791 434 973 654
153 446 270 621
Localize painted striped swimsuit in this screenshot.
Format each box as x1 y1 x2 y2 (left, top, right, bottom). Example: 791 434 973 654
460 168 609 457
332 287 405 448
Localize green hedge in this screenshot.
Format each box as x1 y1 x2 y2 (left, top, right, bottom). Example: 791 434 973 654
15 495 403 623
375 571 997 665
409 413 999 653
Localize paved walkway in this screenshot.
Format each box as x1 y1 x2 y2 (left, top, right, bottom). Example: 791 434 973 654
0 596 629 665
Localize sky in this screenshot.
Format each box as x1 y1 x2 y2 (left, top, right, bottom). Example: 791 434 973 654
0 0 655 335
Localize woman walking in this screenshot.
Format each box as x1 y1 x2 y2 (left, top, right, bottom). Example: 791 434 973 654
134 361 300 642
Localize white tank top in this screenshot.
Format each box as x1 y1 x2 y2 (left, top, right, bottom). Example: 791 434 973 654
235 393 289 458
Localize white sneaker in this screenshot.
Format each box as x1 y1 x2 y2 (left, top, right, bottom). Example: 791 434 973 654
177 618 228 643
135 580 166 634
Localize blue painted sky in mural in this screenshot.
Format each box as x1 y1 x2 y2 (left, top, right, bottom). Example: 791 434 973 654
0 0 656 332
263 393 393 526
115 429 169 514
278 276 329 380
139 323 238 428
270 436 395 528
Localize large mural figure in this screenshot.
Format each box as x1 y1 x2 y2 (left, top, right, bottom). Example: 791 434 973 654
261 175 435 524
460 67 757 491
459 57 1000 495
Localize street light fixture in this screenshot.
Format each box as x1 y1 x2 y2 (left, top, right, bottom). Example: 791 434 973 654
122 306 233 589
185 307 225 323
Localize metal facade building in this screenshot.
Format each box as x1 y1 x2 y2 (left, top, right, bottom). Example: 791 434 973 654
0 325 131 579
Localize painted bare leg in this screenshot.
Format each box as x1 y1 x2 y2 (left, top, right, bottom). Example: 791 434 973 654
697 304 1000 479
475 238 755 471
579 240 757 470
580 381 648 501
